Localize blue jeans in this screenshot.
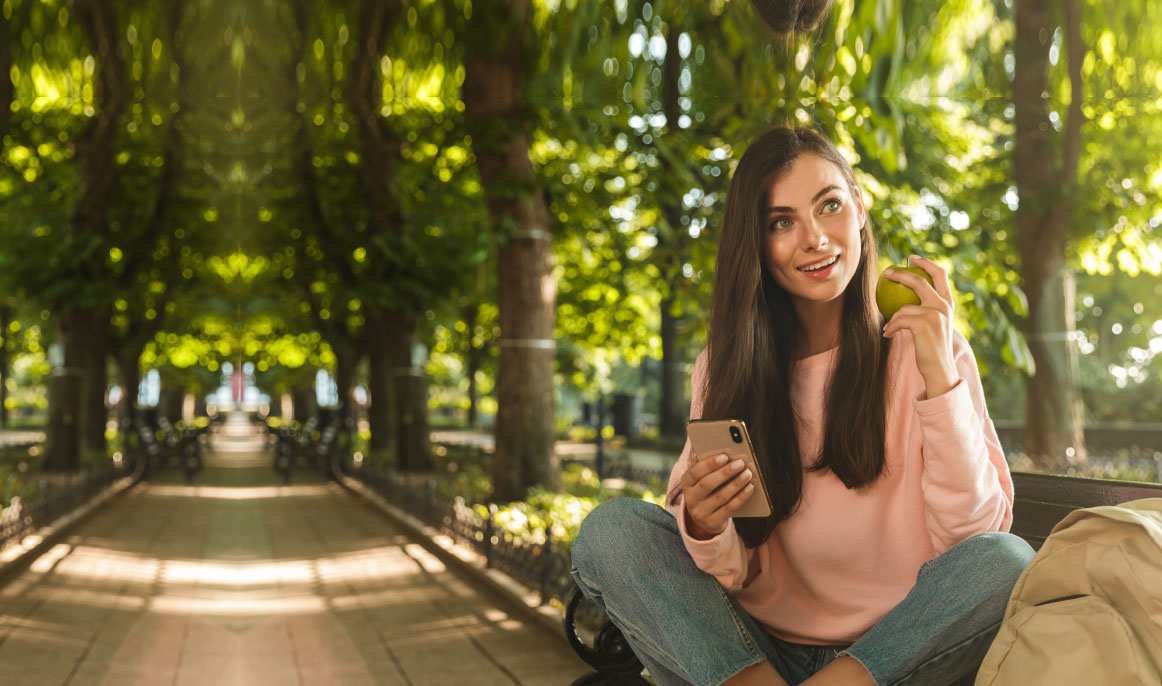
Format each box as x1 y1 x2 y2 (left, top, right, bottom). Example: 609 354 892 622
570 498 1034 686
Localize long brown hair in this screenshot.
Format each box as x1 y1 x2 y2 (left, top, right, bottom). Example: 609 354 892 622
671 127 893 549
750 0 834 35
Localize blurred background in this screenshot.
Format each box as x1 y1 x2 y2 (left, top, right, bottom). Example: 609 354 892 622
1 0 1160 511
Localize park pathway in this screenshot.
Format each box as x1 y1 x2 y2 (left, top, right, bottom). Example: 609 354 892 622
0 418 586 686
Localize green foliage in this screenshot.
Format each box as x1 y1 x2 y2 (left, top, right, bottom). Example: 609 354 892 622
479 462 667 551
393 445 665 552
1 0 1159 466
0 464 38 510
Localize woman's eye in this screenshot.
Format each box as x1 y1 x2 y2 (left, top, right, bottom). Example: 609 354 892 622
823 198 842 212
770 218 792 231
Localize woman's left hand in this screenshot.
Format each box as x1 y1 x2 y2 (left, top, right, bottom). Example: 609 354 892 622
881 254 959 398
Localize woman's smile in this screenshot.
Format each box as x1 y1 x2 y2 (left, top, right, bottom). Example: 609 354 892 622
798 253 841 279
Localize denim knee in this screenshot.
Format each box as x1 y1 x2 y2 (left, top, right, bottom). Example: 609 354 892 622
964 532 1035 607
972 532 1035 581
571 498 660 584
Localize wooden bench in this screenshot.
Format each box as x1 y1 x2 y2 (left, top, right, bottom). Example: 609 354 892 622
1010 471 1162 547
269 417 341 483
137 420 204 484
565 472 1162 685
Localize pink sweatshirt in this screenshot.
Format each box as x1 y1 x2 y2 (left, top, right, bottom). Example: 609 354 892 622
665 330 1014 645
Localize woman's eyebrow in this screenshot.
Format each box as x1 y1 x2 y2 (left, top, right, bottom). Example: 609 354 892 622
766 184 843 214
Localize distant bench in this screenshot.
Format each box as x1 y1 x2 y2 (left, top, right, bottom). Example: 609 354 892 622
564 471 1162 685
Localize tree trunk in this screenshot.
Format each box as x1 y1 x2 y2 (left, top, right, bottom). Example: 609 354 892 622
43 309 94 470
44 372 82 471
333 345 359 453
387 308 431 472
657 24 688 440
159 387 184 424
0 305 11 428
115 349 141 459
464 303 480 428
1013 0 1087 470
79 310 110 460
334 346 358 426
463 0 560 499
347 0 427 468
659 299 687 438
0 10 12 138
364 306 393 458
292 386 317 424
71 0 127 246
0 46 10 430
490 237 558 499
44 0 127 469
115 351 141 424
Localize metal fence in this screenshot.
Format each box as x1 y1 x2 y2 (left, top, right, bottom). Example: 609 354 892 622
334 428 1162 612
586 445 1162 484
0 457 141 552
338 458 577 606
442 432 1162 485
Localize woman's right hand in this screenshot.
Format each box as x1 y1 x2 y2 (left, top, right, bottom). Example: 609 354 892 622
681 453 754 540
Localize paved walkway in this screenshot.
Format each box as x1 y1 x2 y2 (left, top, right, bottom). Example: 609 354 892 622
0 423 587 685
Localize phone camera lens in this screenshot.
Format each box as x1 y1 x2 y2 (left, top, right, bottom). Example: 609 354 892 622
729 426 742 443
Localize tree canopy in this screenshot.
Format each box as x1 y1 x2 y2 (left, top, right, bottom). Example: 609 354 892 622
1 0 1159 481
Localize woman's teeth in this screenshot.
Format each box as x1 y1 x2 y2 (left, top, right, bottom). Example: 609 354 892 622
801 255 838 271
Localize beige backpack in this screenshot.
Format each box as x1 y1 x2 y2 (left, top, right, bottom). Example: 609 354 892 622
975 498 1162 686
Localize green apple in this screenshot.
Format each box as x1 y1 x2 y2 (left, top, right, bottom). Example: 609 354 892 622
875 264 935 319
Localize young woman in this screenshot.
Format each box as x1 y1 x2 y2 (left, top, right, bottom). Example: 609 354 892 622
570 127 1034 686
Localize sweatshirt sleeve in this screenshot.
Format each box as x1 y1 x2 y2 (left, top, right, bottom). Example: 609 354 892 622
914 331 1016 553
664 349 752 591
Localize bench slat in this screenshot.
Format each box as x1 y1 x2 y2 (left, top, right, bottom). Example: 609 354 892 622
1010 472 1162 548
1009 501 1078 548
1012 471 1162 509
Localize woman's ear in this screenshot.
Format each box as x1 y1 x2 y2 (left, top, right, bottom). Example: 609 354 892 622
854 187 867 230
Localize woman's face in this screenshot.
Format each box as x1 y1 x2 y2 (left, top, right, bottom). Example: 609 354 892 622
762 153 866 311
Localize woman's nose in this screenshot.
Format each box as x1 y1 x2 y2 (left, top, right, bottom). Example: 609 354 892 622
802 220 828 249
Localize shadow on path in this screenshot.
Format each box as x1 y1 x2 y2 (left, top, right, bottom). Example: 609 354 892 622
0 419 585 686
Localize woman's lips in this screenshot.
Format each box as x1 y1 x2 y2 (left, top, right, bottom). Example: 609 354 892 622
798 255 838 279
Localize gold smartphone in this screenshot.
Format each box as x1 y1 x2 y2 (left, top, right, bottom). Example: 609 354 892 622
685 419 772 518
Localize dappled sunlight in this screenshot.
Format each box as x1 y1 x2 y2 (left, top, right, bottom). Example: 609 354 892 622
160 560 315 586
316 546 433 584
0 453 581 683
0 613 80 636
3 530 487 621
23 586 149 612
145 484 334 500
27 542 72 574
0 616 91 649
17 542 525 620
325 585 446 611
375 611 495 643
52 545 162 583
149 594 328 616
207 437 271 456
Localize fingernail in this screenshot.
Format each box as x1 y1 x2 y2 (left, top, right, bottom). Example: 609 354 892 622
715 454 728 465
741 469 752 481
732 459 745 470
744 484 755 492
